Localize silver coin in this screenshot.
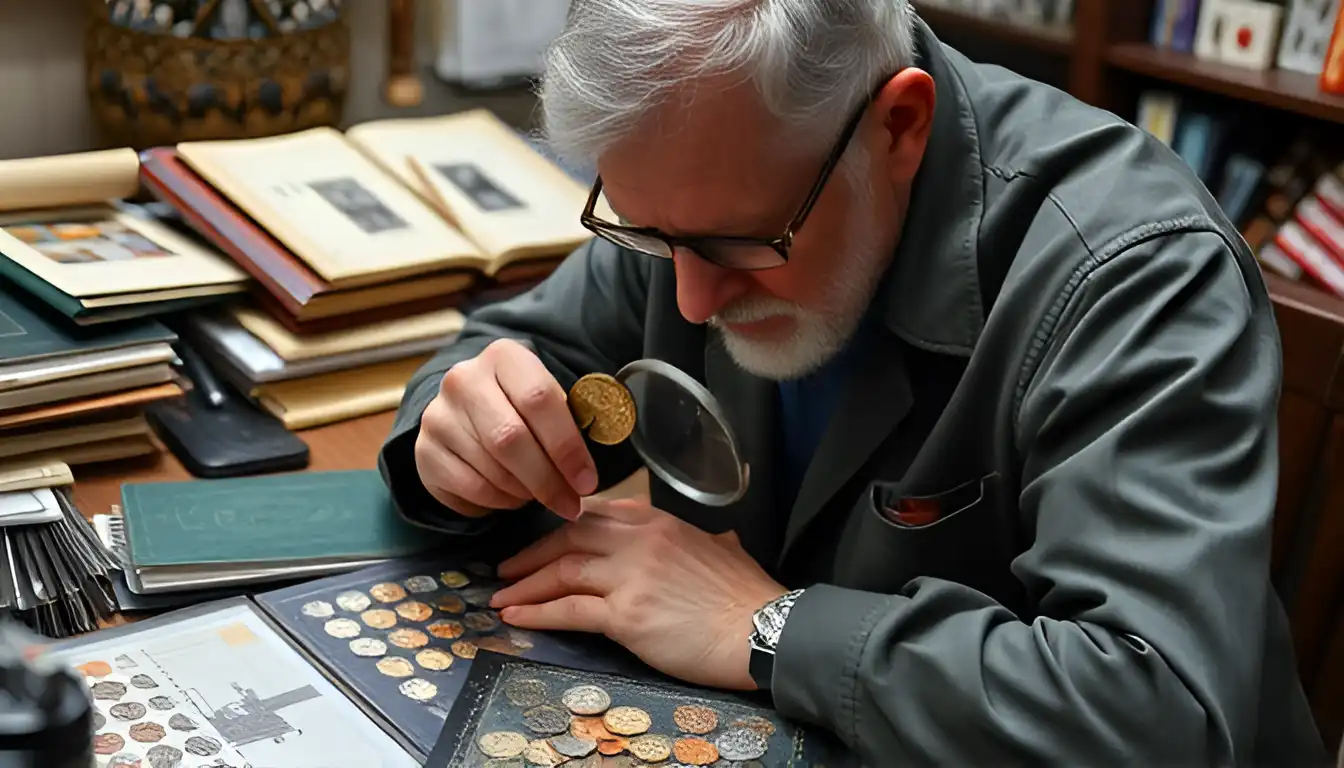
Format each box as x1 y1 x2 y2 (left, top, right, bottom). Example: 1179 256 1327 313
324 618 361 638
504 677 548 707
404 575 438 593
549 733 597 758
148 695 176 710
335 590 372 612
129 674 157 689
302 600 335 618
560 684 611 716
350 637 388 657
714 727 768 761
523 704 572 735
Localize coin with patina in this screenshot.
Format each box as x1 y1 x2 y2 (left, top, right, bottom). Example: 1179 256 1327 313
569 715 616 742
370 582 408 603
91 681 127 700
109 702 147 721
478 730 529 759
434 594 467 614
360 609 398 630
388 628 430 649
464 611 500 632
549 733 597 758
129 674 158 689
439 570 471 588
451 640 478 658
482 758 525 768
522 738 565 766
729 714 776 737
93 733 124 755
377 657 415 677
168 714 196 731
427 619 465 639
603 705 651 736
185 735 222 756
129 722 166 743
505 678 549 707
673 736 719 765
628 733 675 762
148 695 176 711
404 575 438 593
568 372 637 445
561 684 611 715
415 648 454 671
523 704 572 735
714 727 768 761
672 704 718 734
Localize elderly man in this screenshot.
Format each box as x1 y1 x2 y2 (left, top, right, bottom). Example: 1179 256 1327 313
380 1 1325 763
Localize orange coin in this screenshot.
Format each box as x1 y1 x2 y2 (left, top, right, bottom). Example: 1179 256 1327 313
395 601 433 622
77 660 112 678
673 736 719 765
570 716 616 742
426 620 464 639
596 737 629 756
672 704 718 734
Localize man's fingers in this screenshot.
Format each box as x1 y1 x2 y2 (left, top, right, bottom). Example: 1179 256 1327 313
498 595 610 636
494 356 599 498
427 404 533 502
496 523 612 581
418 438 529 511
491 553 614 608
579 497 662 523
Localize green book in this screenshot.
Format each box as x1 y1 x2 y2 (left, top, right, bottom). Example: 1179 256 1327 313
0 257 225 325
118 470 446 594
0 277 176 365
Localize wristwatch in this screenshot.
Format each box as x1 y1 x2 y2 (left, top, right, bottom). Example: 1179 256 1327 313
748 588 806 691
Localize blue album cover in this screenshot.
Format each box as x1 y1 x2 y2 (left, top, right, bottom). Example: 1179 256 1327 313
254 557 639 761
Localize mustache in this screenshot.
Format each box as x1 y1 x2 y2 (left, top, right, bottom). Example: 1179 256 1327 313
709 295 800 325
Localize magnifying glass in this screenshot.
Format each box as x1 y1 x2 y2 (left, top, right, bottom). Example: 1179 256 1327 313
567 359 750 507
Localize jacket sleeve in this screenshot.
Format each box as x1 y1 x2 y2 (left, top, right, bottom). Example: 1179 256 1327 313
378 238 651 535
770 230 1323 764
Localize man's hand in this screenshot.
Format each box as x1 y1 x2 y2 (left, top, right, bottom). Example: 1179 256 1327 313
489 498 788 690
414 338 598 521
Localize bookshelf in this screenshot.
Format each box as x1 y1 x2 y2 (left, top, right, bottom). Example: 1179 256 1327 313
911 3 1074 55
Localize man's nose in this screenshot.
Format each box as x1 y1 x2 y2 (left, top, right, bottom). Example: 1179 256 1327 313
674 248 744 324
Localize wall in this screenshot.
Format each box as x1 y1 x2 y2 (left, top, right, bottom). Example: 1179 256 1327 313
0 0 539 160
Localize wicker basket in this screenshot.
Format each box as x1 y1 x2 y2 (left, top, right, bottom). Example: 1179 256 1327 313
84 0 350 148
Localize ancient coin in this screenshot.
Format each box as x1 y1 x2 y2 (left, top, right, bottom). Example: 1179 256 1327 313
434 594 467 614
91 681 127 700
168 713 197 731
522 738 565 766
451 640 478 659
93 733 125 755
464 611 500 632
460 585 499 607
415 648 455 671
377 657 416 677
105 754 140 768
146 744 182 768
129 722 166 743
629 733 674 762
478 730 530 759
561 684 611 716
110 702 147 721
113 654 137 669
476 635 527 657
323 618 361 638
185 735 222 756
93 711 106 731
439 570 471 588
570 716 616 742
301 600 334 618
388 628 430 649
505 677 549 707
603 706 652 736
483 758 526 768
77 660 112 678
571 754 603 768
399 678 438 702
568 372 637 445
396 600 434 622
524 704 572 735
370 582 408 603
673 704 718 734
361 608 398 629
549 733 597 758
427 619 465 639
404 575 439 593
596 738 629 756
466 561 494 576
350 638 388 657
729 715 776 737
148 695 176 711
129 674 158 689
508 629 536 650
714 728 768 761
336 590 372 612
673 737 719 765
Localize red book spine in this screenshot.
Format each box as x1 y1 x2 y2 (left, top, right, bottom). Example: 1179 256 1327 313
1323 4 1344 95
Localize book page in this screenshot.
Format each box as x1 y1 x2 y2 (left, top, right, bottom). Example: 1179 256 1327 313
232 303 464 362
0 149 140 213
0 203 248 298
176 128 486 286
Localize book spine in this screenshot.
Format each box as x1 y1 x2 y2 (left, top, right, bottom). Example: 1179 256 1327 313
1324 3 1344 94
1296 194 1344 264
1274 219 1344 297
1172 0 1203 52
1258 241 1306 281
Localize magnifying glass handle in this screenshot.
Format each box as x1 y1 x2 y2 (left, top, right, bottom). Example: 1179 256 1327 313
567 373 637 446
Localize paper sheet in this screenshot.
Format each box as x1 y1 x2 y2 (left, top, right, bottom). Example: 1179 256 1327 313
434 0 570 85
0 149 141 213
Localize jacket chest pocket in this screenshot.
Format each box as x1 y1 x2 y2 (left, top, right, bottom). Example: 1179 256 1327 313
833 472 1021 602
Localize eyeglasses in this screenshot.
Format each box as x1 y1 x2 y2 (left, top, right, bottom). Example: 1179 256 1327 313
578 82 882 271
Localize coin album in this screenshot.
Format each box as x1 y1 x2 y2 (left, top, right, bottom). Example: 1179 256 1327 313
427 651 839 767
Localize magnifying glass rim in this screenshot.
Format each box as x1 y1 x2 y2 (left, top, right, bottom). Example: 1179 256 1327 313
614 358 750 508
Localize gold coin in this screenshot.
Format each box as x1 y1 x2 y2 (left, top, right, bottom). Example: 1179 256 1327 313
376 657 415 678
434 594 466 614
370 582 408 603
451 640 478 659
522 738 565 767
360 609 398 630
567 373 636 445
387 628 430 649
415 648 454 671
628 733 674 762
673 736 719 765
478 730 529 759
395 601 433 622
439 570 471 588
602 706 651 736
426 619 465 639
673 704 718 734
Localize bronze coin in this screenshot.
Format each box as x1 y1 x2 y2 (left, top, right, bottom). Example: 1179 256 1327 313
603 706 651 736
439 570 471 588
673 736 719 765
361 609 398 629
451 640 478 659
729 714 776 737
387 628 430 649
91 681 127 700
567 373 636 445
427 619 465 639
596 737 628 756
129 722 166 743
475 635 527 657
628 733 674 762
94 733 125 754
415 648 455 671
110 702 147 721
673 704 719 734
464 611 500 632
370 582 408 603
396 601 433 622
434 595 466 614
570 716 616 742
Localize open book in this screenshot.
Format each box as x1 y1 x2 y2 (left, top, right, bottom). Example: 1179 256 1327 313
0 149 248 324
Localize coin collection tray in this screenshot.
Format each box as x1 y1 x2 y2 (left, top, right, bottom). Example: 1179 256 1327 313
429 652 835 767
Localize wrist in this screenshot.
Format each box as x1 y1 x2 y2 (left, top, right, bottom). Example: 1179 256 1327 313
748 587 806 691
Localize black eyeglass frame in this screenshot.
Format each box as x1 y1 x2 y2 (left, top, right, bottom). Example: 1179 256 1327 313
578 80 886 270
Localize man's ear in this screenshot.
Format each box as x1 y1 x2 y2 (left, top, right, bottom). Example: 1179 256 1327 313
875 68 937 186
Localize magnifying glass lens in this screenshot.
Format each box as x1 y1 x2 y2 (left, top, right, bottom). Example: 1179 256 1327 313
621 367 743 500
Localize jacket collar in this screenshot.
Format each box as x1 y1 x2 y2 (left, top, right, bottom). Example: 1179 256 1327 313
878 17 986 357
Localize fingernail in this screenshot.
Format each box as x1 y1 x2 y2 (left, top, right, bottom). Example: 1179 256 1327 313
574 467 598 496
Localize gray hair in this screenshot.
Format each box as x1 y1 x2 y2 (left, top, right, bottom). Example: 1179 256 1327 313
539 0 920 167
